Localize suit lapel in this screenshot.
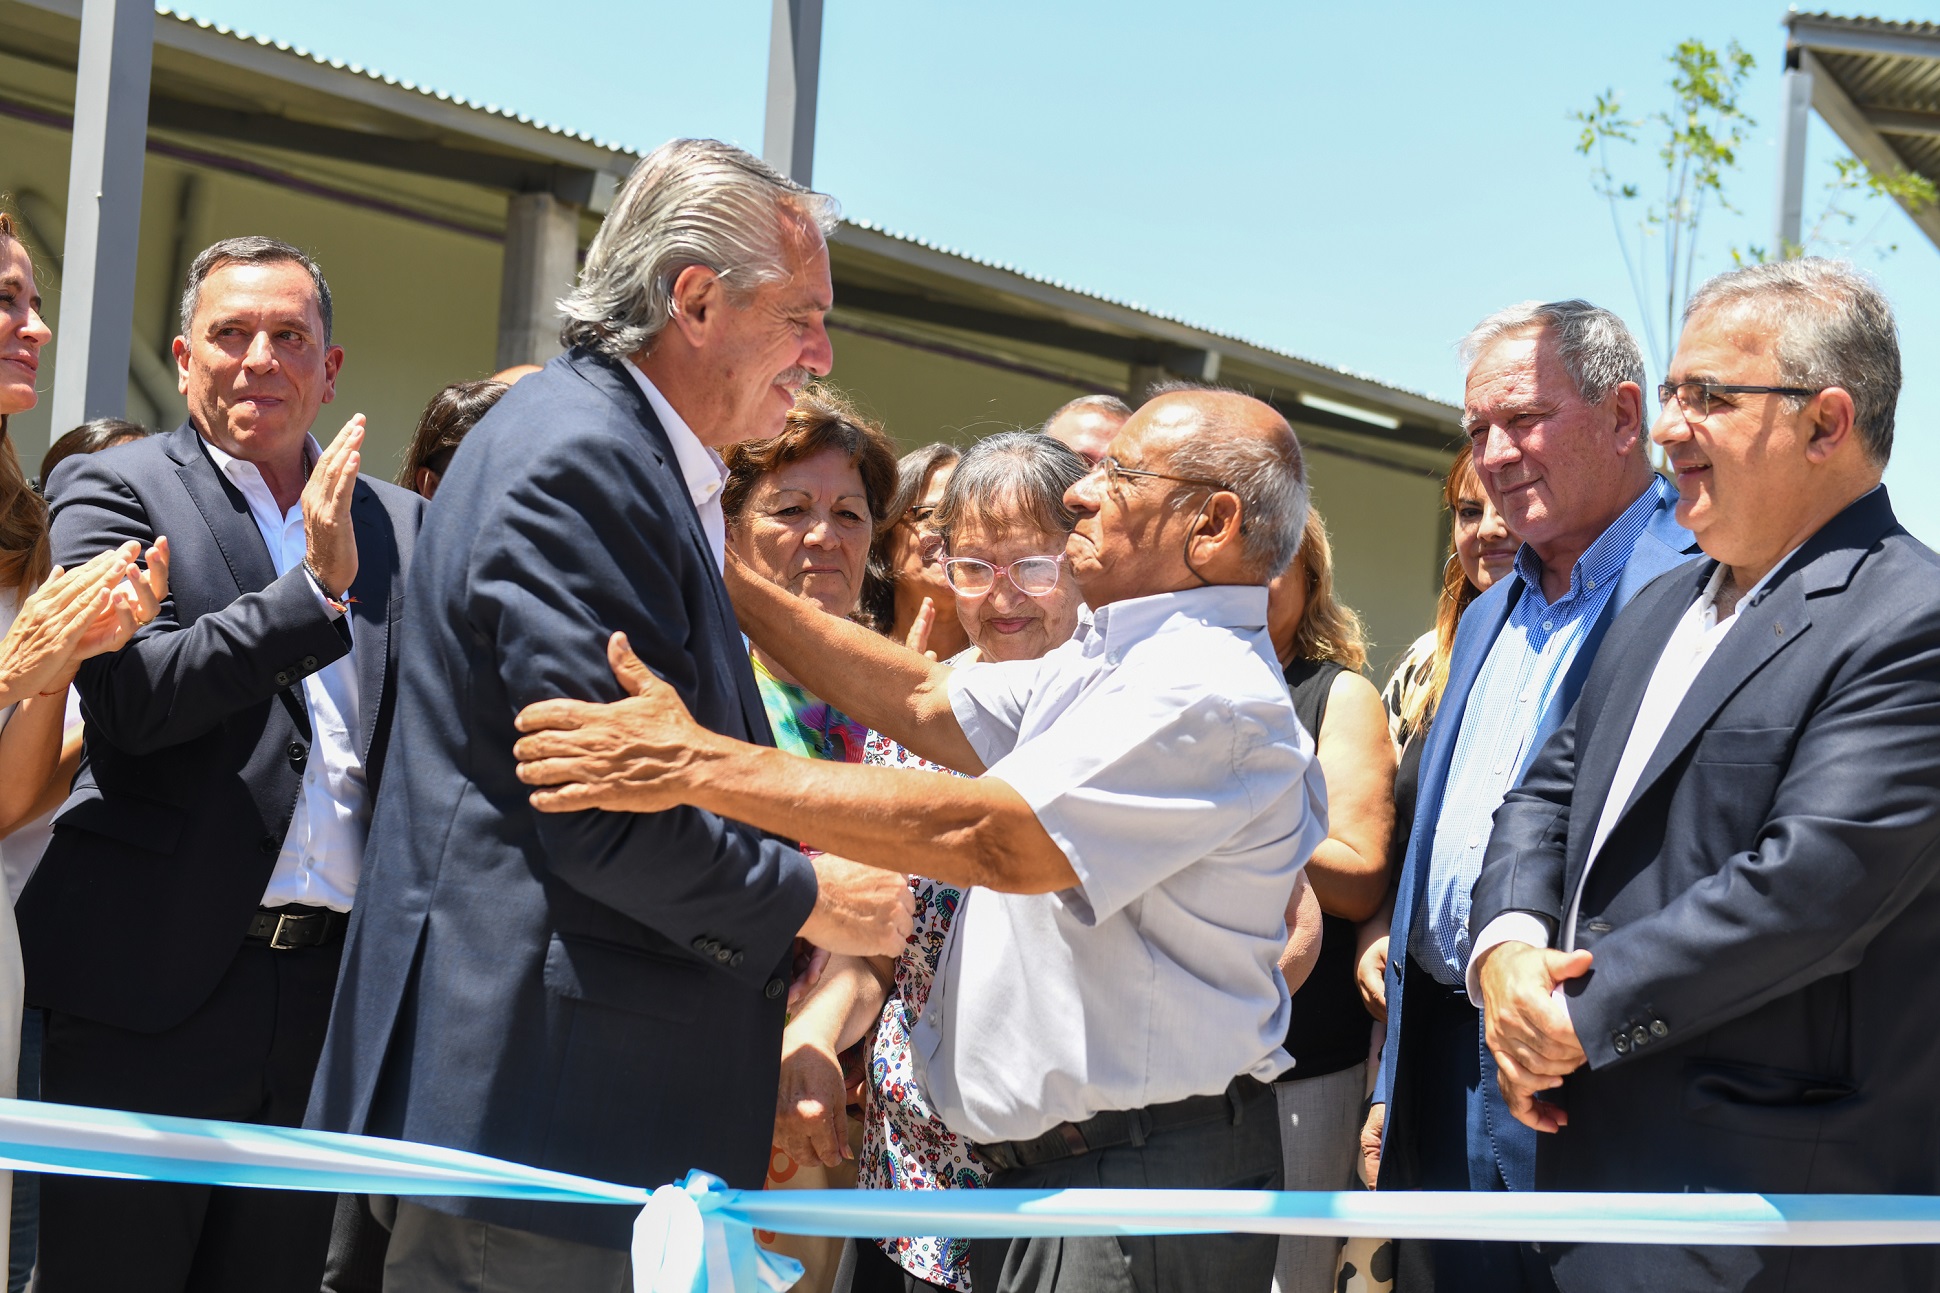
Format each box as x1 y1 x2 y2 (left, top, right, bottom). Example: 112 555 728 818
166 422 276 595
569 353 774 747
347 481 395 762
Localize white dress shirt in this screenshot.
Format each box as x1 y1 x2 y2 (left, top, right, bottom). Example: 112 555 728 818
621 361 727 570
1465 552 1797 1003
201 435 366 912
911 585 1330 1144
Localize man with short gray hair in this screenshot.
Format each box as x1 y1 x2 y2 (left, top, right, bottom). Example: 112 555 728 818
514 388 1328 1293
306 138 914 1289
1039 392 1132 463
1471 260 1940 1292
1365 300 1697 1292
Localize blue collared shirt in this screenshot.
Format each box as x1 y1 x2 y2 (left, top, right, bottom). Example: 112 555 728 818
1411 476 1669 984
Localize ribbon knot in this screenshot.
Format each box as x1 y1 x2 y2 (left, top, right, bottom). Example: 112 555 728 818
630 1170 803 1293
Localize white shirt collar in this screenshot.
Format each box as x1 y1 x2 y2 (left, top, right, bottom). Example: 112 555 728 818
1085 584 1270 656
620 360 727 513
200 430 321 510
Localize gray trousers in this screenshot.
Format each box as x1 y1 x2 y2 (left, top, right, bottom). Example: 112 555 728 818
968 1077 1281 1293
1269 1065 1367 1293
379 1199 632 1293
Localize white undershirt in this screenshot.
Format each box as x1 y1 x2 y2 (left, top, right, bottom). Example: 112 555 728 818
1465 551 1798 1004
621 361 727 571
201 434 366 912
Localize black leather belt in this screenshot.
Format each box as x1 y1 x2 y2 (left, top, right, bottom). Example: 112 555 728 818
972 1076 1265 1172
245 905 348 950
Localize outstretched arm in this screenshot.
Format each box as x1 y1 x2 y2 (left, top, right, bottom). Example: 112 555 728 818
725 549 982 773
516 634 1076 894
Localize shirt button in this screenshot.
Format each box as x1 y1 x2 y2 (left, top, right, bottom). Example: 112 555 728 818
1466 834 1481 849
1543 621 1553 631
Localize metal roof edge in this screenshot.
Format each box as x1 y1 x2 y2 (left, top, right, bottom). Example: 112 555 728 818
11 0 643 174
832 219 1461 427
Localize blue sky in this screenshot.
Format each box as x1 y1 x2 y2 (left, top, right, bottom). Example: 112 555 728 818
188 1 1940 542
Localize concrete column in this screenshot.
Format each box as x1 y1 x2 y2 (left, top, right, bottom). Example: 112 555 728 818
47 0 154 454
1774 51 1814 258
495 192 579 370
763 0 824 186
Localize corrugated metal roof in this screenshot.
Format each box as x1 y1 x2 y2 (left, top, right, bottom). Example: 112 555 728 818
1793 11 1940 38
157 6 643 158
153 4 1453 414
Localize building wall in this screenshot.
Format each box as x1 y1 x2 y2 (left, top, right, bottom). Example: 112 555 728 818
2 108 502 482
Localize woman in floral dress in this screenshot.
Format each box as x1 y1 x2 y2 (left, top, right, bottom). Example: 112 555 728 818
773 432 1090 1292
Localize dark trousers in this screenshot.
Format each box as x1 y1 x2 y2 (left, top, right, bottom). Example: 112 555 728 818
8 1007 42 1293
968 1077 1281 1293
36 938 343 1293
1392 959 1552 1293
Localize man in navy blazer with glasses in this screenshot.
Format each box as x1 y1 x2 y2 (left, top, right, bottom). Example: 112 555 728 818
1471 260 1940 1293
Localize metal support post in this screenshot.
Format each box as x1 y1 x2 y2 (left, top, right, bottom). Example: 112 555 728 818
763 0 824 186
48 0 155 453
495 192 579 370
1773 48 1814 259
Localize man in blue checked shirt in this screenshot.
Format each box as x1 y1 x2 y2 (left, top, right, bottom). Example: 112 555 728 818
1364 300 1698 1293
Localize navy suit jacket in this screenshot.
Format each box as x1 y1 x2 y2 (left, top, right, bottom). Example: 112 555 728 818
1373 483 1696 1190
305 348 818 1251
1469 487 1940 1292
24 422 422 1031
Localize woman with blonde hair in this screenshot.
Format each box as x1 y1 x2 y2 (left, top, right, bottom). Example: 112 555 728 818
1263 506 1397 1293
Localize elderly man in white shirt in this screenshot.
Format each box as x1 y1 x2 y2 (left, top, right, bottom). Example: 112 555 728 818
515 388 1328 1293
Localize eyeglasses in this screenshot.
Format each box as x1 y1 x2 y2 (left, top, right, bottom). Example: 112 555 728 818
1656 381 1823 419
941 553 1067 598
1092 455 1233 494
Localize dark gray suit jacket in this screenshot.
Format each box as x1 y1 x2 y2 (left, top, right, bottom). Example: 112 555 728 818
25 421 422 1031
306 348 818 1251
1471 486 1940 1292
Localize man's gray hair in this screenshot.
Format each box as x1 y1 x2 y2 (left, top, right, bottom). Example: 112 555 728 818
179 236 333 343
1160 403 1310 579
935 431 1089 546
1458 299 1645 405
559 138 840 360
1039 393 1132 431
1684 258 1900 466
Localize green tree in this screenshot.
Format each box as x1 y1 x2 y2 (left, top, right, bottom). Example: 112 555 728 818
1573 39 1757 374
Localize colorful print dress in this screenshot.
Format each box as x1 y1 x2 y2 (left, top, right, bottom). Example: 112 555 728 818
750 654 869 764
858 729 989 1291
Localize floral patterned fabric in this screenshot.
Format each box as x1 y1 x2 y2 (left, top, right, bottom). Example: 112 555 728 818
858 729 989 1291
750 653 868 764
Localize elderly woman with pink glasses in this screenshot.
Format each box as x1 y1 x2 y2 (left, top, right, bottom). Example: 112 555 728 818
772 431 1088 1293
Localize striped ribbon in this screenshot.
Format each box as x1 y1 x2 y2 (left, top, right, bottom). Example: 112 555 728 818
0 1097 1935 1292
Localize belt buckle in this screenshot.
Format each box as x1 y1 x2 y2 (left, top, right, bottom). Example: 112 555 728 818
268 911 306 950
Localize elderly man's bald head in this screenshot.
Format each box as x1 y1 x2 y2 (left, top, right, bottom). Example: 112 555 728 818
1133 389 1309 578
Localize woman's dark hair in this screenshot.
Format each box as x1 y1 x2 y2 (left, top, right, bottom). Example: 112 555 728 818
859 442 960 633
398 379 508 493
41 418 151 485
723 384 900 628
0 208 49 594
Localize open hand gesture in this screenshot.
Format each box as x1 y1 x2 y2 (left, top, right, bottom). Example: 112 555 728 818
515 631 703 813
302 414 363 598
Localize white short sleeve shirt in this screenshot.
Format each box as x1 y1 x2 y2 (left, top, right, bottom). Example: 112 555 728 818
911 585 1329 1144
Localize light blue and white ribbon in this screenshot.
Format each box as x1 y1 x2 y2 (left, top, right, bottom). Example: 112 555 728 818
0 1097 1935 1292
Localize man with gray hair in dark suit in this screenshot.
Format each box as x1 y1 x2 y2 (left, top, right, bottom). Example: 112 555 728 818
305 139 912 1292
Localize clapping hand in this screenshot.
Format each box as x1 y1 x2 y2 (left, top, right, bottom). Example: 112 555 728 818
0 537 170 701
302 414 363 598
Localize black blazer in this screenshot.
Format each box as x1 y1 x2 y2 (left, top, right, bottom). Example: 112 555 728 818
305 348 818 1251
1470 487 1940 1293
24 421 422 1032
